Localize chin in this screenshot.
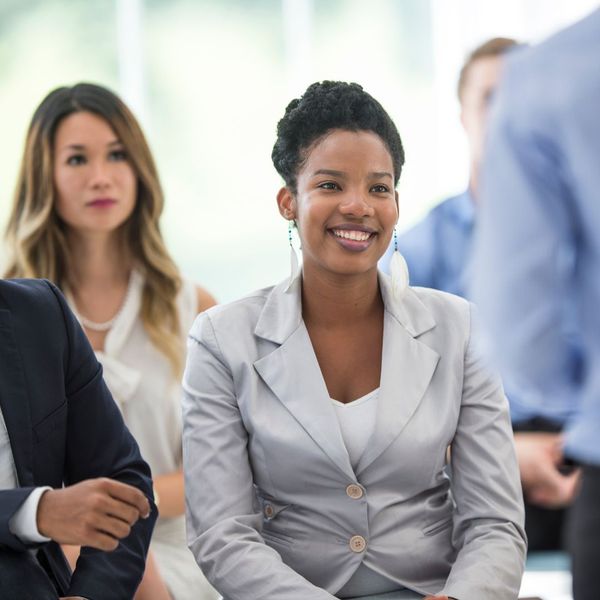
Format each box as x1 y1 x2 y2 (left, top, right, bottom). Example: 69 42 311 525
326 261 378 277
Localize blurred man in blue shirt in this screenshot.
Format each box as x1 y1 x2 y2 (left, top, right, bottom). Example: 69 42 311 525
382 37 578 552
474 9 600 599
381 38 516 297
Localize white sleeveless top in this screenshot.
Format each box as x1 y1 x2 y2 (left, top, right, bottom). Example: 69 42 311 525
83 270 197 475
331 388 379 470
67 271 218 600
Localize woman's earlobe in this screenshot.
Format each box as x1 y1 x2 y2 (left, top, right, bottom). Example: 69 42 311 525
276 186 296 219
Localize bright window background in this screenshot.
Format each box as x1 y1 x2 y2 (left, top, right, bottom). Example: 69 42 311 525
0 0 597 302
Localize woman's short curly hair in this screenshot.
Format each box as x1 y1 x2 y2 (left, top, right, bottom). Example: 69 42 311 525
272 81 405 193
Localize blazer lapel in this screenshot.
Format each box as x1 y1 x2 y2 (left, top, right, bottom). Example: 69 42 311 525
355 275 440 475
0 310 34 487
253 276 355 480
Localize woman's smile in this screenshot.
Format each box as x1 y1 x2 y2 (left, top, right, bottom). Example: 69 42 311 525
328 225 377 252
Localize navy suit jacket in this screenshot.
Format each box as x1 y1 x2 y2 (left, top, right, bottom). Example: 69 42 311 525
0 279 157 599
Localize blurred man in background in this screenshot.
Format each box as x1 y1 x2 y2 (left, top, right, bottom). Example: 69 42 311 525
380 37 517 297
382 37 577 552
473 8 600 599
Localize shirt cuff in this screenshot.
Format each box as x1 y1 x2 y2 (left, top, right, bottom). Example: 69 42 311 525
8 486 52 543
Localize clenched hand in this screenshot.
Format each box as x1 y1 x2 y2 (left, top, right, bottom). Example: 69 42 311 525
37 478 151 551
515 432 580 508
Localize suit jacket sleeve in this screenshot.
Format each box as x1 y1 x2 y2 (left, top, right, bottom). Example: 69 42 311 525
47 281 157 599
441 303 527 599
182 312 336 600
0 488 40 549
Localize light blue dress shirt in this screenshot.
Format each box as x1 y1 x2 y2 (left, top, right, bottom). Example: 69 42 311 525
473 8 600 464
380 191 575 424
380 191 475 298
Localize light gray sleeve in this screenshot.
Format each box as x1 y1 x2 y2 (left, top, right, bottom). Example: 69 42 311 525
181 313 336 600
441 303 527 600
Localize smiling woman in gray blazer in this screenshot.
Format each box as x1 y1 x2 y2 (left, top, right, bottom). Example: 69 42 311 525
182 81 526 600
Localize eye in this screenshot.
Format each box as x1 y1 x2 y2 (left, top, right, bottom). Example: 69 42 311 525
317 181 340 191
108 149 128 162
371 184 390 193
66 154 86 166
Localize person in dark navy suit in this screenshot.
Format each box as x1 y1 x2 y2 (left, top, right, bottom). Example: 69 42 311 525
0 278 156 599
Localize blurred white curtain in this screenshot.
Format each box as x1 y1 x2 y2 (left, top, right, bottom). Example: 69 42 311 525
116 0 147 125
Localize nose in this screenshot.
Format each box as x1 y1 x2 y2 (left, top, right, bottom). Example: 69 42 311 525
339 189 375 218
89 159 112 190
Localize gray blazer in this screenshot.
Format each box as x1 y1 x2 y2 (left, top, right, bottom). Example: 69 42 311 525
182 273 526 600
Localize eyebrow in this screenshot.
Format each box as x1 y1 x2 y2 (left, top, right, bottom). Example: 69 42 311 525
370 171 393 180
59 140 123 151
312 169 393 180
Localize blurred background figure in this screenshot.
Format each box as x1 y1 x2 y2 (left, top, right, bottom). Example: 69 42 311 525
380 36 517 295
381 36 577 553
3 83 217 600
473 8 600 600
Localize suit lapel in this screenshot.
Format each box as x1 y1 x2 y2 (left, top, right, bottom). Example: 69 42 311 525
355 308 440 475
253 273 441 480
0 310 34 487
355 274 440 474
253 277 355 480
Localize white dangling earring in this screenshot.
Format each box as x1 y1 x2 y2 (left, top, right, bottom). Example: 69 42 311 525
285 219 301 292
390 228 409 300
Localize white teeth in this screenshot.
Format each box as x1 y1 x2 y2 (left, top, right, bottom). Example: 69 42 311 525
333 229 371 241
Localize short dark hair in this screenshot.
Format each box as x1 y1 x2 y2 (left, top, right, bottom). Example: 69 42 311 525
272 81 405 193
457 37 519 101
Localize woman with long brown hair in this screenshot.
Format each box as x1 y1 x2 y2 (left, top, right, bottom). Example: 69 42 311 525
4 83 217 600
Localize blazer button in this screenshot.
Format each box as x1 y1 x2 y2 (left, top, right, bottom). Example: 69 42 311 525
349 535 367 553
346 484 364 499
264 504 275 519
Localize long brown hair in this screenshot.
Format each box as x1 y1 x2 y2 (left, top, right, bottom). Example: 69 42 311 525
4 83 183 374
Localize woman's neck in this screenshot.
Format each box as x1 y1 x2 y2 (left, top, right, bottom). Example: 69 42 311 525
65 229 132 290
301 266 383 328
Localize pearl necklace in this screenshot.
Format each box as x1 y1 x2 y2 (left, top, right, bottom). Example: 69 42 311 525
69 273 135 332
78 314 118 332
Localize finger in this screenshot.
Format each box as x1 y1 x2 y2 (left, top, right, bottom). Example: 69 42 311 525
101 479 151 517
526 460 565 503
560 470 582 504
96 514 133 540
81 510 132 542
102 495 142 526
531 455 564 490
80 527 121 552
531 470 579 508
548 439 565 465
